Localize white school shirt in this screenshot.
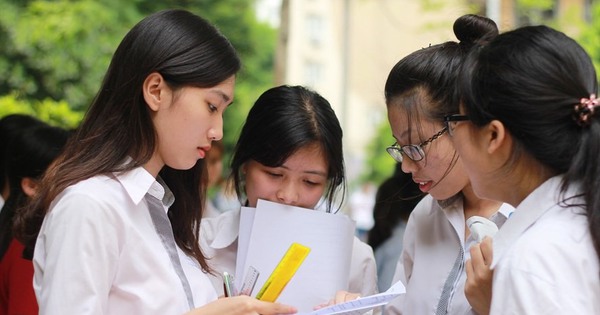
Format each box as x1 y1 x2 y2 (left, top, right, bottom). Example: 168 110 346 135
33 167 218 314
490 175 600 314
200 207 379 298
386 194 513 315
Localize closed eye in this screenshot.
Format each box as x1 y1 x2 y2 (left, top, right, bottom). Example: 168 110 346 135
208 103 218 113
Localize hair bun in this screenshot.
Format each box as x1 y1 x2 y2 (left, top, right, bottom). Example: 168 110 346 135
453 14 499 46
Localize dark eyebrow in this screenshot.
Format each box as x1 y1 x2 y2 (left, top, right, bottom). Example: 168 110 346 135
211 90 231 103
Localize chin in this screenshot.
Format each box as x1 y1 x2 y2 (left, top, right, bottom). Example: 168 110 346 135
167 159 198 171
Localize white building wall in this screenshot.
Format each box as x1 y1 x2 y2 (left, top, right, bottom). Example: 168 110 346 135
279 0 470 182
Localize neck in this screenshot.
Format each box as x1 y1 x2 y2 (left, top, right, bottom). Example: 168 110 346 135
462 182 502 219
501 158 556 208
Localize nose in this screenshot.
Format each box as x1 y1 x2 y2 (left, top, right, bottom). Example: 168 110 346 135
400 157 418 174
276 182 299 206
209 116 224 141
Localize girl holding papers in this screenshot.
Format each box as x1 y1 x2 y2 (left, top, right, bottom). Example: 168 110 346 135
200 85 378 303
14 9 295 315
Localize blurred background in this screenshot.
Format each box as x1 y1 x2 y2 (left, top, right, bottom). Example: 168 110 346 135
1 0 598 216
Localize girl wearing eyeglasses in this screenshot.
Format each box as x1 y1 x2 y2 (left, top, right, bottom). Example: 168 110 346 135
449 26 600 314
383 15 513 315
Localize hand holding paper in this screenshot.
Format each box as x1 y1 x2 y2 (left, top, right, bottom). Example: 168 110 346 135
300 280 406 315
236 199 356 312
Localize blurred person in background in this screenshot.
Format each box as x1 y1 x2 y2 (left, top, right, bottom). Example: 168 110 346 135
348 181 376 241
0 123 70 315
203 140 226 218
0 114 44 212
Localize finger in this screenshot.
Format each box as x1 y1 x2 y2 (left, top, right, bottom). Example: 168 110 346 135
480 236 494 265
313 300 332 310
465 258 474 284
334 291 360 304
464 258 477 299
469 243 486 271
255 300 297 314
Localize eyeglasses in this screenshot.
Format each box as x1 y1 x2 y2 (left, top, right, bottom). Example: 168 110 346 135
443 114 470 136
386 127 448 163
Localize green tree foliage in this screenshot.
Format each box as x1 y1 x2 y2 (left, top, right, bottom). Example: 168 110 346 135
0 94 82 128
579 2 600 78
0 0 277 159
0 0 138 111
360 119 397 185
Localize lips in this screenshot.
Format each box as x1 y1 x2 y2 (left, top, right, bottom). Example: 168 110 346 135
197 145 211 159
414 179 432 193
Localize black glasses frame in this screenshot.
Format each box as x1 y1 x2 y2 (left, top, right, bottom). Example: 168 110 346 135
443 114 470 136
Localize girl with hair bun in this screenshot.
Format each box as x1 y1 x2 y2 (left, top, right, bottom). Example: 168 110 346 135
383 14 513 315
451 25 600 314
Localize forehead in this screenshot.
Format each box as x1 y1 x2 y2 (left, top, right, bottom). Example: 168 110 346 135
287 143 327 164
388 105 438 141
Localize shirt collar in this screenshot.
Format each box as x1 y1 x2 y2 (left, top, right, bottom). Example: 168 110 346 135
115 166 174 208
489 203 515 227
492 174 579 267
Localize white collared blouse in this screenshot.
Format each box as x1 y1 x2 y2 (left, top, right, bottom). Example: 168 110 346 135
386 194 513 315
490 175 600 314
34 167 217 314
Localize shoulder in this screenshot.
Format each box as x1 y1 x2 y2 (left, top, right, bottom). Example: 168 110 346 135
506 207 592 266
46 175 131 226
497 205 599 291
352 236 375 258
58 175 124 205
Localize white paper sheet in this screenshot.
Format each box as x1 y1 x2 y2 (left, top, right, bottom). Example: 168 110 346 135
299 280 406 315
234 206 256 291
237 199 356 312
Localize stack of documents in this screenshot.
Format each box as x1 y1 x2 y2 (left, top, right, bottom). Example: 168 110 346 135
235 199 356 312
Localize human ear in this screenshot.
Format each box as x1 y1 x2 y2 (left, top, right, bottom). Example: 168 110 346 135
21 177 38 197
142 72 171 112
486 120 508 155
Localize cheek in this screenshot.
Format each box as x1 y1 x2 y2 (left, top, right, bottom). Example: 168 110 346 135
302 186 327 209
244 173 275 206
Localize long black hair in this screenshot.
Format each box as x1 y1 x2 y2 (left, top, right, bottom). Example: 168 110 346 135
16 9 241 270
230 85 346 212
383 14 498 191
460 25 600 259
384 14 498 120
